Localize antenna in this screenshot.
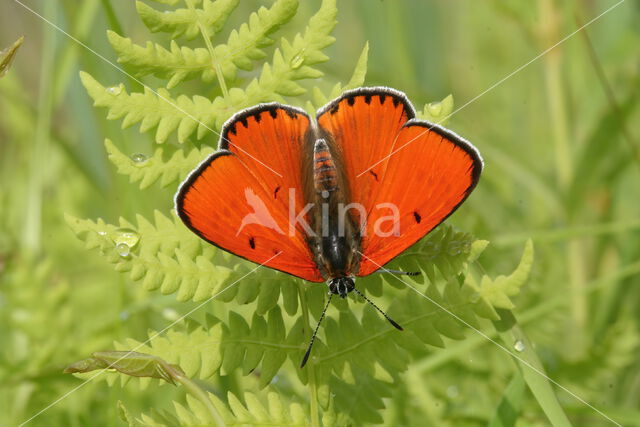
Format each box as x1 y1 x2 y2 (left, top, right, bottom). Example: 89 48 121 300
352 288 403 331
300 293 333 368
374 268 420 276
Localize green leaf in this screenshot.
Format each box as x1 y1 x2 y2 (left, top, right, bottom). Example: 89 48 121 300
417 94 454 124
80 71 220 143
143 389 308 426
488 373 526 427
105 139 213 189
137 0 239 40
464 239 533 318
64 351 185 385
0 36 23 78
65 211 250 302
111 0 298 88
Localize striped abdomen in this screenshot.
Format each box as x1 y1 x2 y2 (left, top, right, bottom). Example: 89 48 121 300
313 138 338 193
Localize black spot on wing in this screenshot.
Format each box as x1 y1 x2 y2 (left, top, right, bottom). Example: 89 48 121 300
369 170 379 181
330 103 340 115
228 123 237 136
269 109 278 119
413 211 421 224
392 97 400 107
254 112 262 123
239 116 248 128
379 94 387 104
347 96 356 106
364 94 372 104
274 186 281 199
249 237 256 249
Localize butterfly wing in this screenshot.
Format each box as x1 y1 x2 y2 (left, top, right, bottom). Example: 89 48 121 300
176 104 324 282
316 87 415 228
316 88 482 276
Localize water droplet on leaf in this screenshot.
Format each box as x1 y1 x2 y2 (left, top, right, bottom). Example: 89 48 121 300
446 385 459 398
106 85 122 95
162 308 179 321
470 292 481 303
115 242 130 257
130 153 148 164
290 51 305 69
514 339 525 352
114 229 140 248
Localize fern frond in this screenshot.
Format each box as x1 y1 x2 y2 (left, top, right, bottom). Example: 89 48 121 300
80 71 221 143
137 0 239 40
309 42 369 111
105 139 213 189
107 30 215 89
110 0 298 89
64 211 258 302
387 225 481 286
115 306 302 387
212 0 299 79
229 0 337 105
417 94 454 124
134 389 307 426
463 239 533 319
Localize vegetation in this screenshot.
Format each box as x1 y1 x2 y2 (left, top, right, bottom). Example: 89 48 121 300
1 0 638 425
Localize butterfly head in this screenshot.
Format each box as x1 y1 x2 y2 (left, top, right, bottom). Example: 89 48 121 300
328 277 355 299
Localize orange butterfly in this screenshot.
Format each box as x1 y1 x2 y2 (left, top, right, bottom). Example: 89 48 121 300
176 87 483 366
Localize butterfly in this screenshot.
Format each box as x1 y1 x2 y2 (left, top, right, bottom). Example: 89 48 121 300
175 87 483 366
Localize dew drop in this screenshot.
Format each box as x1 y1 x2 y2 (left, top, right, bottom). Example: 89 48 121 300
162 308 179 321
470 291 481 303
97 231 107 236
514 339 526 352
447 241 462 256
114 229 140 248
321 190 329 199
290 51 305 69
106 85 122 95
115 242 130 257
446 385 459 398
130 153 148 164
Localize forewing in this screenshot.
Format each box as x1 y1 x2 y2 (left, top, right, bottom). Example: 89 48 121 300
176 104 323 282
357 121 482 276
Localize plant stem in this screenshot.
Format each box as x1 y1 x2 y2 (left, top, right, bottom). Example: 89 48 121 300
298 281 321 427
186 0 229 98
539 0 586 360
23 1 56 254
494 310 572 427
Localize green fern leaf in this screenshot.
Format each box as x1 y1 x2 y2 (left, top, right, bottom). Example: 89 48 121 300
386 225 478 287
79 71 223 143
309 42 369 111
64 211 255 302
417 94 454 124
212 0 299 79
105 139 213 189
149 390 307 426
107 30 215 89
464 239 534 319
228 0 337 105
137 0 239 40
112 0 298 88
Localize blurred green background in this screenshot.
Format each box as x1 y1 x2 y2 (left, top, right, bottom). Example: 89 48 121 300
1 0 639 425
